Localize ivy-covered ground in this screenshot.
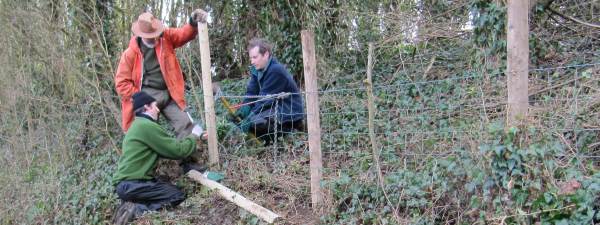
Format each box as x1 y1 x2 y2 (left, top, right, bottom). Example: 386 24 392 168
101 59 599 224
1 0 599 224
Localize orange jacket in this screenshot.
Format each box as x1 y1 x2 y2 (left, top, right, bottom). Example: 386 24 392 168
115 24 197 132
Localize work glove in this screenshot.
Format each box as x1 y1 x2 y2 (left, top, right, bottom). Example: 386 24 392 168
191 123 204 138
235 105 252 120
238 112 254 133
227 114 239 123
189 9 208 26
226 109 240 123
203 171 225 182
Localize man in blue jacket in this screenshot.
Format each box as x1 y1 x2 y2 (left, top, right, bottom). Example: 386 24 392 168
232 38 304 144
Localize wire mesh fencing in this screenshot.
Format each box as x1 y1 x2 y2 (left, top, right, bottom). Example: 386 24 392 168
203 62 599 165
184 62 600 192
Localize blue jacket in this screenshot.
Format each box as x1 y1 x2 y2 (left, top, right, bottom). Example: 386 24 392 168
244 58 304 123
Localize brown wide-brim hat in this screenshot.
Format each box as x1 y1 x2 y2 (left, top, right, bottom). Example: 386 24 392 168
131 12 165 38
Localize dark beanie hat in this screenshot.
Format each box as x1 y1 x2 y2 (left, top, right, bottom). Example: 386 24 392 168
132 91 156 111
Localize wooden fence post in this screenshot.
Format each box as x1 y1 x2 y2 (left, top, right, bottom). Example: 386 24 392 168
301 30 323 210
507 0 529 126
365 43 401 223
366 43 384 187
198 22 219 167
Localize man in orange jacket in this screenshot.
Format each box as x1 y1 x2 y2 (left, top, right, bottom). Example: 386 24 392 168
115 9 207 139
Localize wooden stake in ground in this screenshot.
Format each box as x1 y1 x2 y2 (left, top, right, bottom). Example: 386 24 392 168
187 171 281 223
301 30 324 210
365 43 401 223
365 43 384 187
197 22 219 167
507 0 529 126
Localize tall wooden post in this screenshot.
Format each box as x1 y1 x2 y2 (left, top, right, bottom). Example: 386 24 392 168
507 0 529 126
198 22 219 167
365 43 401 222
366 43 384 187
301 30 323 210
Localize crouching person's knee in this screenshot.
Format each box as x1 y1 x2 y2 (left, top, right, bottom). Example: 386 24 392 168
169 189 186 207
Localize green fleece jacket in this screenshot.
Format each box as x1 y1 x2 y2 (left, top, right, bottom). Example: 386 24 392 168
112 116 196 184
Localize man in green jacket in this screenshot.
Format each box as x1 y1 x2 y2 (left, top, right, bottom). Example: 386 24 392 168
112 91 205 225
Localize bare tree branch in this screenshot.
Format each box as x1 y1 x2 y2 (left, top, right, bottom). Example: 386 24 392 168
548 7 600 29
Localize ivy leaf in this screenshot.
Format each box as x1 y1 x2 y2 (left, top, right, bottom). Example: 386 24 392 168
494 145 504 156
544 192 554 204
580 68 592 79
507 159 516 171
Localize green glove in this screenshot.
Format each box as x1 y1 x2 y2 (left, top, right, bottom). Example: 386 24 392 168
227 112 240 123
235 105 252 120
239 112 254 133
204 171 224 182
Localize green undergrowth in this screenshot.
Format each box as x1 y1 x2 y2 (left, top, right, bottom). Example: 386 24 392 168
1 0 598 224
51 149 119 224
321 122 599 224
2 70 597 224
3 59 597 225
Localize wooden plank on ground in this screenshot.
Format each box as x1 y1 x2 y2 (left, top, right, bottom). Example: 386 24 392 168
187 171 281 224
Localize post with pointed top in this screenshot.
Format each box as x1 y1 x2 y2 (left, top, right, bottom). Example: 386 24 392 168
301 30 323 211
507 0 529 126
197 21 219 168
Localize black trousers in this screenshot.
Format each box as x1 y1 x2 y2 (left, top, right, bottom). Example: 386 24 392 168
115 179 186 215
